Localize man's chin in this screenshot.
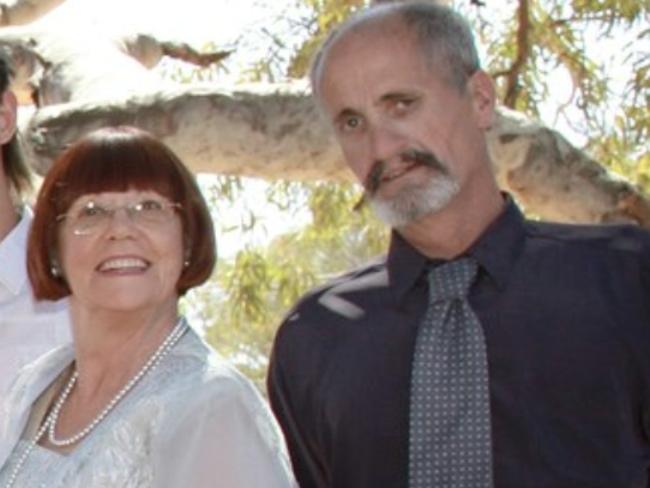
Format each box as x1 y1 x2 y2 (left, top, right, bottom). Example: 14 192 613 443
370 197 436 228
369 181 459 228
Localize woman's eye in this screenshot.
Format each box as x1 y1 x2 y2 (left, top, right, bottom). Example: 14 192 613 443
138 200 164 212
79 203 106 218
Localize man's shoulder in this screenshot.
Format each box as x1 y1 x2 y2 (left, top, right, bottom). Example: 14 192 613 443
301 255 388 302
524 219 650 258
279 256 389 327
271 257 393 373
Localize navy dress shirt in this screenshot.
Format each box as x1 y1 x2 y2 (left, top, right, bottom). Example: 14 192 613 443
268 200 650 488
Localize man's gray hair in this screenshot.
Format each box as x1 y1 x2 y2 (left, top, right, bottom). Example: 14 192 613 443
310 1 481 97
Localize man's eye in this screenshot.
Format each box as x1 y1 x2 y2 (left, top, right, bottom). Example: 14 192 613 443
392 98 415 114
341 116 363 132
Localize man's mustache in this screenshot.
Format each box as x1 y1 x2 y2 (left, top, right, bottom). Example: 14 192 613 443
353 149 447 211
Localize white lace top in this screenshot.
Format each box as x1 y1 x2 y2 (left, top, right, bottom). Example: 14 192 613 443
0 326 296 487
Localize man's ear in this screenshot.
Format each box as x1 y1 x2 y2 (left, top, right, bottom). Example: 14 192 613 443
0 90 17 145
467 70 496 130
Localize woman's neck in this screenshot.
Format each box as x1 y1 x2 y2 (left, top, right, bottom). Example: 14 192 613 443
67 304 179 401
38 307 182 454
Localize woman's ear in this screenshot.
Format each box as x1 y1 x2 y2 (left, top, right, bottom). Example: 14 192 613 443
183 237 192 269
50 255 63 279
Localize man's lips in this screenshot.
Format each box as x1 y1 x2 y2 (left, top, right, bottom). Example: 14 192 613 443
365 149 447 196
353 161 419 211
353 149 449 212
379 161 418 183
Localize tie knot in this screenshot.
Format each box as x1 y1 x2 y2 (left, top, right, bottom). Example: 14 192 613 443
426 257 478 303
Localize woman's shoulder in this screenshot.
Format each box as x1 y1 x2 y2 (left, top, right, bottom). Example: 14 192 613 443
3 344 74 412
153 326 263 407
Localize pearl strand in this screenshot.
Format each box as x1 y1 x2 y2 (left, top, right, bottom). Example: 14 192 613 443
48 319 187 446
2 414 52 488
3 318 188 488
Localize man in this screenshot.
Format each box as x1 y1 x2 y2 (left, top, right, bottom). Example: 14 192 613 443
267 2 650 487
0 52 69 400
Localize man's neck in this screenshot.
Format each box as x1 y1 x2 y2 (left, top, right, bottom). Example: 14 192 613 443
398 184 505 261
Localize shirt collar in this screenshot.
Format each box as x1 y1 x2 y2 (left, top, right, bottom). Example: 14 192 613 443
386 229 428 302
386 196 526 301
467 196 526 290
0 207 31 296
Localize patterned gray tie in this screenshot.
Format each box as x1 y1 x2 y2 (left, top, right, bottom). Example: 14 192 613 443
408 257 493 487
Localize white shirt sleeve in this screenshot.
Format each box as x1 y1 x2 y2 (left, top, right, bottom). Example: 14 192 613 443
0 209 71 403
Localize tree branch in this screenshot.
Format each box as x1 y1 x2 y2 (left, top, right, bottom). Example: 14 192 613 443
0 0 64 26
488 107 650 226
19 84 650 228
120 34 232 70
503 0 530 108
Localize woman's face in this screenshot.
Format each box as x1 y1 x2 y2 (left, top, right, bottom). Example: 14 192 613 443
56 189 185 315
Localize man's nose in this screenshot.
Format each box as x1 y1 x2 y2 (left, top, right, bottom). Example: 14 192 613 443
368 124 407 165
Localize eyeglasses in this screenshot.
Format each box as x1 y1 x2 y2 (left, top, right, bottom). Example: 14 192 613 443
57 199 182 236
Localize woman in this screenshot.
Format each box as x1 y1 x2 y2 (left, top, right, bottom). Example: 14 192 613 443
0 127 296 487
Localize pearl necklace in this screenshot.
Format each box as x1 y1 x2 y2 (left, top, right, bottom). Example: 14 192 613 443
3 318 188 488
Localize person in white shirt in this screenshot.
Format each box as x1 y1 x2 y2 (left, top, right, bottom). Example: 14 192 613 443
0 52 70 400
0 126 296 487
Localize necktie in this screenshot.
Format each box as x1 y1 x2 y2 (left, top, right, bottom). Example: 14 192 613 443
408 257 493 487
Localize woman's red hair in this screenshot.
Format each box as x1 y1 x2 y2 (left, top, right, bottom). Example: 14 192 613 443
27 126 216 300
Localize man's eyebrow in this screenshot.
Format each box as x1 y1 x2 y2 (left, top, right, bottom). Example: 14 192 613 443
334 107 361 123
378 91 417 104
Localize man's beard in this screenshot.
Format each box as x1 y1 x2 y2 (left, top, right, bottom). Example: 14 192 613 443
364 149 459 228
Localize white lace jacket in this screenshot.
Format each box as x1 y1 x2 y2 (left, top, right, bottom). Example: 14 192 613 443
0 326 297 487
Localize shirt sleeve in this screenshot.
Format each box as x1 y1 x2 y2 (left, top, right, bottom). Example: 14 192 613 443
641 240 650 454
267 324 328 488
151 373 297 488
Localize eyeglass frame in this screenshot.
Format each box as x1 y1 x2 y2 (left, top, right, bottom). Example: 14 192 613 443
55 198 183 236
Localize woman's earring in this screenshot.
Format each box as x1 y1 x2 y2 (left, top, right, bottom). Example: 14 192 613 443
50 262 61 278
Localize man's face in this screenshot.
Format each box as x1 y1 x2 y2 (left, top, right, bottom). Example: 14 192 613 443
317 22 493 227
